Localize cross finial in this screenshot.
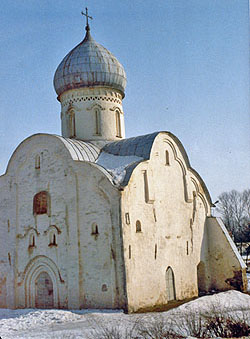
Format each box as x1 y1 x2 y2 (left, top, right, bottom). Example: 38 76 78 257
81 7 93 32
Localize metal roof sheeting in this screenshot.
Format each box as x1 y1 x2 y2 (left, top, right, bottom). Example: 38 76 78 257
54 31 126 98
55 136 100 162
102 132 159 160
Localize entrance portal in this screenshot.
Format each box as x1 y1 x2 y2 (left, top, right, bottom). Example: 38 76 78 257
35 272 54 308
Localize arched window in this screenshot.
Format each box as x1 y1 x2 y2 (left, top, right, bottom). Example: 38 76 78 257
165 267 176 301
69 111 76 138
115 110 122 137
94 109 101 135
49 232 57 246
33 191 50 216
91 223 99 235
29 234 35 248
35 155 40 169
165 150 170 165
136 220 142 233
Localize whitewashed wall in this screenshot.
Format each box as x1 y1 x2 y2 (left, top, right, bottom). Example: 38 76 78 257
0 134 126 309
60 87 125 141
121 132 212 312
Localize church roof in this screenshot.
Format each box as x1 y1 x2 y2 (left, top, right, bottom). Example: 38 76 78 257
53 29 127 98
96 133 159 186
55 136 100 162
102 132 159 159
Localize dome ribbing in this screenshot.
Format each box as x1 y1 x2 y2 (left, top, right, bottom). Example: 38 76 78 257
53 30 127 98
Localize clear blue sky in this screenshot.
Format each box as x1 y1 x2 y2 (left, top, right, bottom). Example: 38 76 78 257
0 0 249 201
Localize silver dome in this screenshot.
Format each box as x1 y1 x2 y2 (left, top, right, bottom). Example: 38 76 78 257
53 30 127 98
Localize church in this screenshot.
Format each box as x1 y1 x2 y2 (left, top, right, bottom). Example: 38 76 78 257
0 10 247 313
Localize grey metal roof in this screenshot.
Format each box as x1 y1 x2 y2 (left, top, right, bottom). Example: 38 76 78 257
102 132 159 159
53 30 126 98
55 135 100 162
95 132 160 186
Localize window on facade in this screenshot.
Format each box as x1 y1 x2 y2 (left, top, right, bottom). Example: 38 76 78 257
129 245 131 259
68 110 76 138
29 234 35 247
49 232 57 246
115 110 122 137
155 244 157 259
91 223 99 235
35 155 40 169
125 213 130 225
136 220 142 233
94 109 101 135
33 191 50 215
165 150 170 165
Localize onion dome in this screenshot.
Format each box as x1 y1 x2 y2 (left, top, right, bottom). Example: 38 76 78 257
53 27 127 98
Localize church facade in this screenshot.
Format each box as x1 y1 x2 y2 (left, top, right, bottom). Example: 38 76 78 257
0 17 247 312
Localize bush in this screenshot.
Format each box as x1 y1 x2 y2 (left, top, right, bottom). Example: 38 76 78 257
86 308 250 339
204 311 250 338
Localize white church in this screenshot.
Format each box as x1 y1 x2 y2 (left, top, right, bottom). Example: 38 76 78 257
0 11 247 313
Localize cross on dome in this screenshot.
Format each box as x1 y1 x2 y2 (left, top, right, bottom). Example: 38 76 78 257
81 7 93 31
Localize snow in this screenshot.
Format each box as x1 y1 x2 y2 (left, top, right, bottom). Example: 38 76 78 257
0 290 249 338
247 273 250 291
96 152 143 184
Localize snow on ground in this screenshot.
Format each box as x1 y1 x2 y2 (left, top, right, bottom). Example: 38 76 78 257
0 290 249 339
96 152 143 184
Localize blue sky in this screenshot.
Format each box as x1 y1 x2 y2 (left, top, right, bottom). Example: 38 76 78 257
0 0 249 201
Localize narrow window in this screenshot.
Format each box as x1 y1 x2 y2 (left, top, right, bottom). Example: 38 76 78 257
115 110 122 137
8 253 11 265
35 155 40 169
53 234 56 245
91 223 99 235
94 109 101 135
102 284 108 292
154 244 157 259
186 241 189 255
125 213 130 225
49 232 57 246
29 234 35 248
33 191 50 215
136 220 142 233
165 150 170 165
69 111 76 138
129 245 131 259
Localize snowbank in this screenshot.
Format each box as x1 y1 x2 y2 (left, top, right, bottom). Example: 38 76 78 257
96 152 143 184
0 290 249 338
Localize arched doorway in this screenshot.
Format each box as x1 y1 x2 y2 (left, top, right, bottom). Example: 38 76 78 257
197 261 206 293
165 267 176 301
24 256 61 308
35 272 54 308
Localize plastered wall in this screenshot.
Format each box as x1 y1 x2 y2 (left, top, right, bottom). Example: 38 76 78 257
206 217 247 292
0 134 126 309
60 87 125 141
121 132 212 312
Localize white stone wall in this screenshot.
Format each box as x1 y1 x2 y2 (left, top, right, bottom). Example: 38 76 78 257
0 134 126 309
121 132 212 312
205 217 247 292
59 87 125 141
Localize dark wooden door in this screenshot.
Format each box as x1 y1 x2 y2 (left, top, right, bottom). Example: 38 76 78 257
35 272 54 308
